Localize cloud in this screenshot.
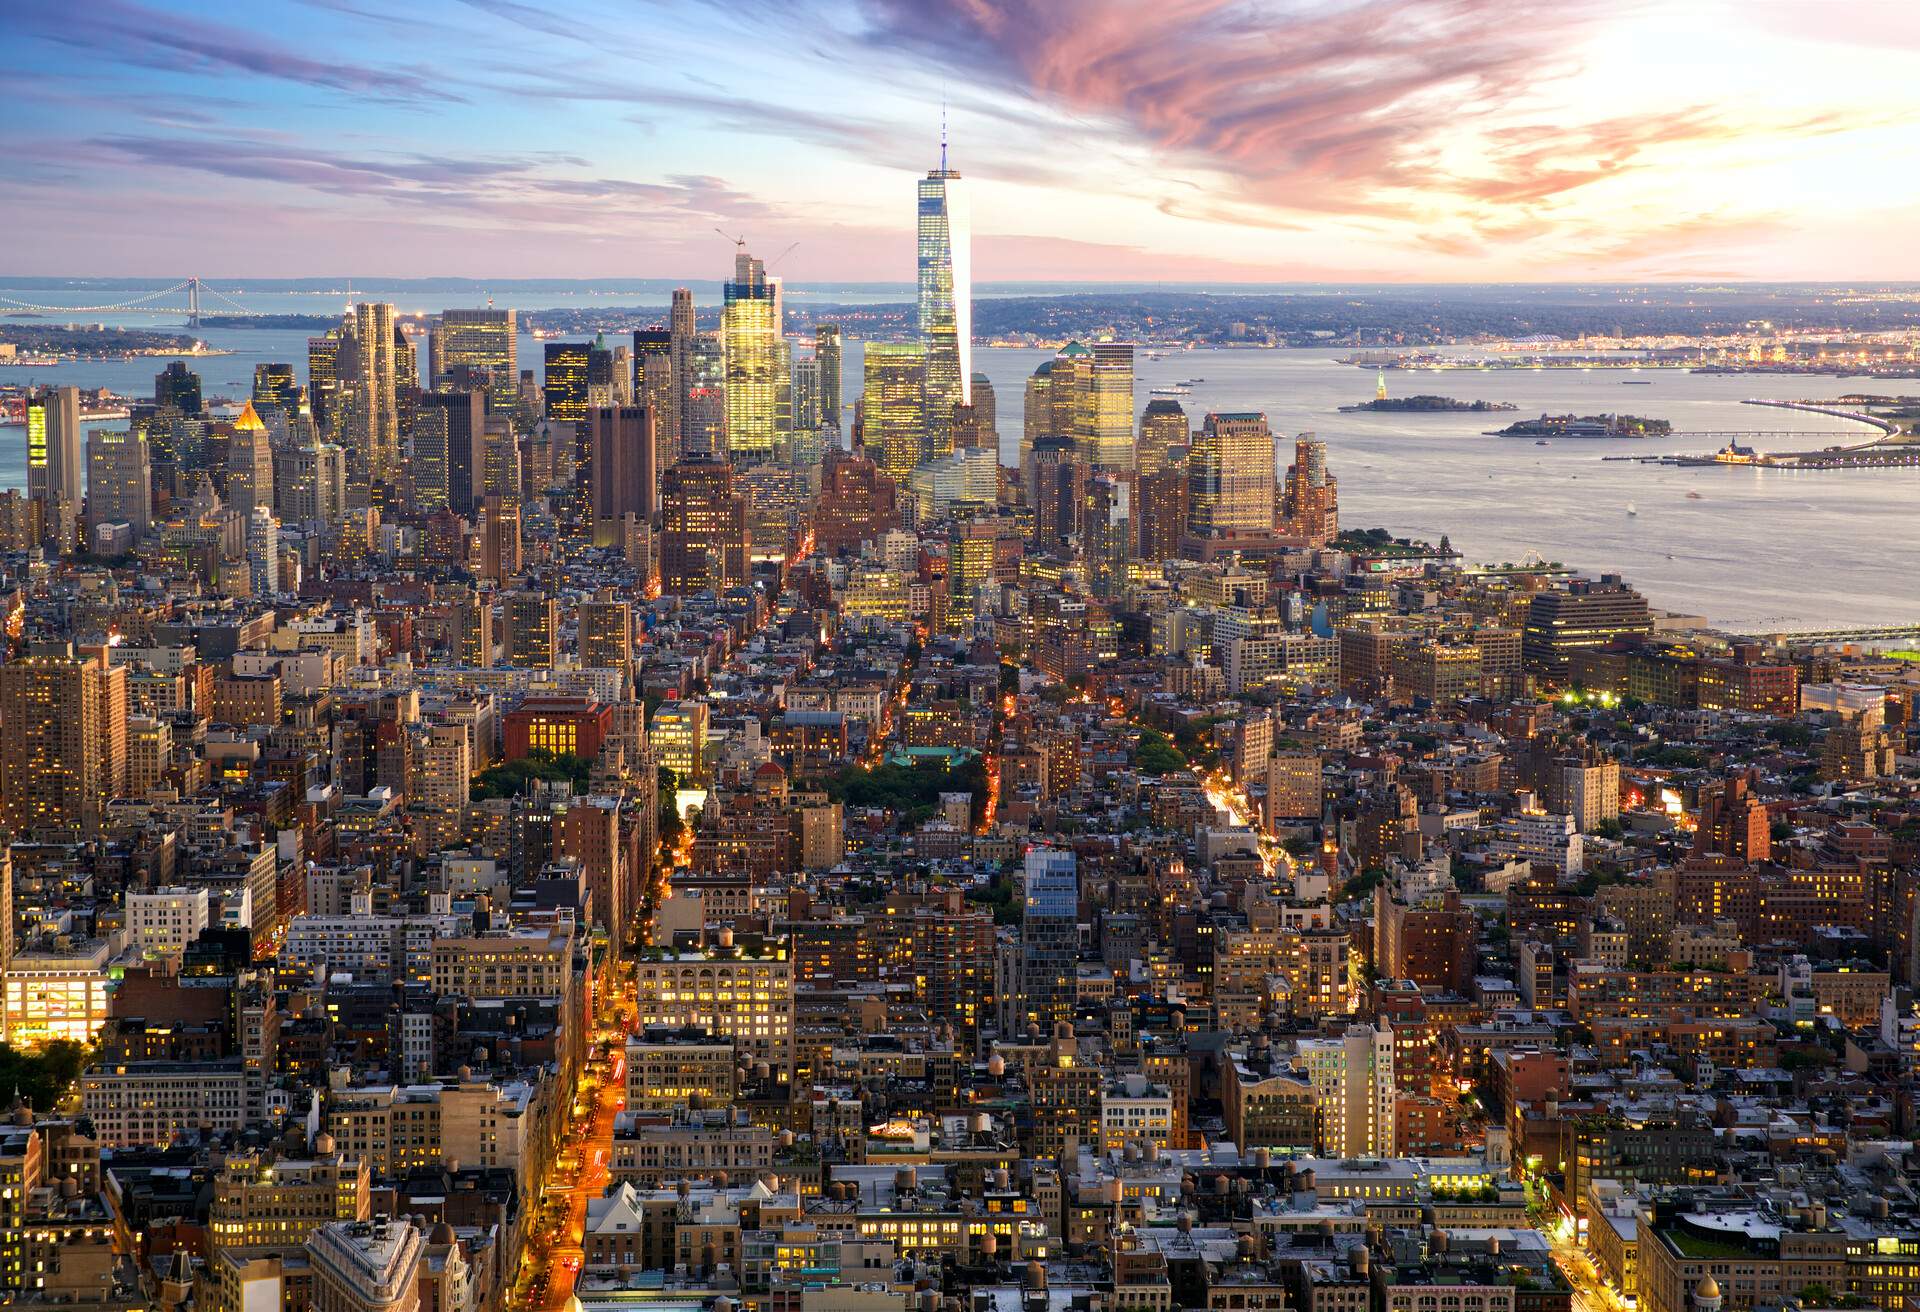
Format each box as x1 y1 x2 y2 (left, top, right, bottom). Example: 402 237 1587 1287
1 0 458 103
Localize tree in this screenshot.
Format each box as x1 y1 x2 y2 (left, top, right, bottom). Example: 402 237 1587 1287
1135 729 1187 776
471 748 590 800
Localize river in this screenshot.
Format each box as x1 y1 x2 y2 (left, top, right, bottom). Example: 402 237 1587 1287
2 298 1913 630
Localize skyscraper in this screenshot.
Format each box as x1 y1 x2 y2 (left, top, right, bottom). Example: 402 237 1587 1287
418 390 486 517
0 641 127 839
226 402 274 517
155 361 203 416
1079 343 1135 471
588 405 658 542
1298 1025 1396 1158
686 335 726 455
722 251 779 459
1020 846 1078 1033
86 430 152 536
252 362 297 410
434 308 517 413
660 455 750 596
543 341 590 424
505 591 559 669
917 149 971 451
31 386 82 508
1138 398 1189 476
669 288 696 439
635 331 677 468
1187 411 1276 539
862 342 927 486
1279 435 1338 546
306 332 340 428
814 324 842 429
791 357 822 434
348 302 399 483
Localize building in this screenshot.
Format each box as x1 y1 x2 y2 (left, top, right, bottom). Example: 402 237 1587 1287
625 1028 738 1110
1138 466 1188 563
1138 397 1188 475
815 324 842 428
85 429 152 536
814 448 901 557
81 1060 249 1146
660 456 749 596
863 342 928 485
417 390 486 516
1188 412 1276 538
504 696 612 762
127 887 211 959
308 1217 425 1312
589 405 658 540
544 340 590 425
28 386 81 510
918 152 971 455
0 641 127 839
579 593 634 679
1020 847 1079 1034
1297 1025 1395 1158
1523 576 1653 679
1279 436 1339 546
348 302 400 483
505 592 558 668
634 933 795 1082
650 701 710 783
432 308 516 412
722 251 780 458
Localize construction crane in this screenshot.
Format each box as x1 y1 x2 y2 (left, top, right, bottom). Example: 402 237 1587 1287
769 242 800 268
714 228 747 251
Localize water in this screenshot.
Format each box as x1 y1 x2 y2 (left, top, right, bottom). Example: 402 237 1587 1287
4 290 1914 630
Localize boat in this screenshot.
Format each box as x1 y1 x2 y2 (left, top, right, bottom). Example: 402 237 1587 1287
1150 385 1192 397
1535 440 1548 446
1621 380 1653 385
1687 491 1704 500
1626 502 1637 516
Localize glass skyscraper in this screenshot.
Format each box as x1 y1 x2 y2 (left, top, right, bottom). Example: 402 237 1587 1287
723 251 779 459
917 153 970 451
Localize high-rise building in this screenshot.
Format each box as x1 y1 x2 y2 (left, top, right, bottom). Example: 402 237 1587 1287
660 456 750 596
790 357 822 434
668 287 696 437
29 386 81 508
543 341 590 425
1021 360 1053 477
85 430 152 536
634 326 676 457
306 332 340 428
226 402 274 517
1298 1024 1396 1158
722 252 779 459
862 342 927 486
814 324 842 429
1138 466 1187 563
1187 411 1276 539
1522 575 1654 679
155 360 203 416
947 517 998 633
954 372 997 455
1278 435 1338 546
918 152 970 453
246 505 280 597
417 390 485 516
813 447 900 557
505 591 559 668
1020 846 1079 1034
587 333 616 410
1079 343 1135 471
433 308 516 413
347 303 399 483
1084 471 1133 597
285 442 347 525
1138 398 1188 475
0 641 127 839
588 406 658 541
252 362 297 410
578 591 634 681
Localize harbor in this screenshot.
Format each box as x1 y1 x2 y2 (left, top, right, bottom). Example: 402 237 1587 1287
1609 397 1916 469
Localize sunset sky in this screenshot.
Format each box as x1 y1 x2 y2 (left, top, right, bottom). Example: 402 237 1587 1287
5 0 1918 283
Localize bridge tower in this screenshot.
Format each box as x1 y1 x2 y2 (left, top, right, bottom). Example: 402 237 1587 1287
187 277 201 329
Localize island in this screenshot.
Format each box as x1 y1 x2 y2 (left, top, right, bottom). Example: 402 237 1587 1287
1338 394 1519 413
1487 412 1673 438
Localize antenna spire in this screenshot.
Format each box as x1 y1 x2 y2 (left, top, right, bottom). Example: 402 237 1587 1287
940 100 948 173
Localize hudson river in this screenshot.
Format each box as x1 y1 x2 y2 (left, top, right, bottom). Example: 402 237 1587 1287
4 305 1915 630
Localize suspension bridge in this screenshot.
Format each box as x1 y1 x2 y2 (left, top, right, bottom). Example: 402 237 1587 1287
0 277 253 329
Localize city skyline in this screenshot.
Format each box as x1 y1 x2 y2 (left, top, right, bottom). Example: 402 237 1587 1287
4 0 1918 283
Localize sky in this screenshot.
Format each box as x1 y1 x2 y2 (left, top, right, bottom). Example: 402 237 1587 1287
4 0 1919 283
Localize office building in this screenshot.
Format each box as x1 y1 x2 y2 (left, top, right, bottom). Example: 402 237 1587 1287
722 251 779 458
1020 846 1079 1033
862 342 927 485
543 340 590 425
1188 411 1276 538
251 361 296 410
660 456 749 596
505 591 558 668
579 592 634 680
27 386 80 509
947 517 998 633
1280 435 1339 546
348 302 399 483
156 360 203 416
649 700 708 783
307 1217 425 1312
417 389 485 516
226 402 274 516
85 429 152 535
1078 342 1135 471
634 934 795 1081
814 323 842 428
1138 466 1187 562
1138 397 1188 475
1522 575 1654 678
433 307 516 412
588 405 658 539
0 641 127 838
306 331 340 428
127 887 212 958
812 447 900 556
1298 1024 1396 1158
918 151 971 453
669 287 696 439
